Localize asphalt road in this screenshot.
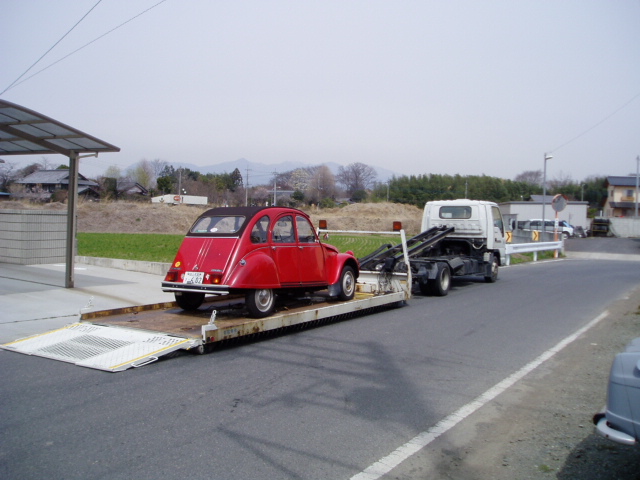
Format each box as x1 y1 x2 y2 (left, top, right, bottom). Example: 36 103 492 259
2 246 640 479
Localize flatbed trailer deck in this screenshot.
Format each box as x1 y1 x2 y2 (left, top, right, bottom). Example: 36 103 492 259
2 283 407 372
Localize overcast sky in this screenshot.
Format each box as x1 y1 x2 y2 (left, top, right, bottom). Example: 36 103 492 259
1 0 639 184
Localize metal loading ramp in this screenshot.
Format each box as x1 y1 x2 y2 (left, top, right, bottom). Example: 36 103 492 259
1 323 197 372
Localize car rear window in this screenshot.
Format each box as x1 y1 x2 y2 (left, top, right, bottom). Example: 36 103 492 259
190 215 246 234
439 206 472 219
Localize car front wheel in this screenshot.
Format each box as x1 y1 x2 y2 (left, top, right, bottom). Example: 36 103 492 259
245 289 276 318
337 266 356 301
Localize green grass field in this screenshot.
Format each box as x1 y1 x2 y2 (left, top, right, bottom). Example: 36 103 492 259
77 232 551 264
77 233 185 263
77 232 399 262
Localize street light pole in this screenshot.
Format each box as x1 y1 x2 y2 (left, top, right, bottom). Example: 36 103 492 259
636 155 640 218
542 153 553 235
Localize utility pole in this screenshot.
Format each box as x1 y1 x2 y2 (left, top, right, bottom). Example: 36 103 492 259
245 167 251 206
272 171 278 206
542 153 553 236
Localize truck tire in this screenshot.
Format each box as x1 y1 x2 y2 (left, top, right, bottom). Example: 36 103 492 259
425 263 451 296
484 254 499 283
337 266 356 301
246 288 276 318
175 292 204 311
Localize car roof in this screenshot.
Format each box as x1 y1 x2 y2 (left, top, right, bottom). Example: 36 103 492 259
188 206 309 237
198 206 307 219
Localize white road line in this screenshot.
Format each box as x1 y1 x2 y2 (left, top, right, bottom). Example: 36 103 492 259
351 310 610 480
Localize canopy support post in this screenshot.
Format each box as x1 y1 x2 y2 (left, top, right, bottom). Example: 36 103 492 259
65 151 79 288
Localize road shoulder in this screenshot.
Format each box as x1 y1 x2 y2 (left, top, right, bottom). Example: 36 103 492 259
388 285 640 479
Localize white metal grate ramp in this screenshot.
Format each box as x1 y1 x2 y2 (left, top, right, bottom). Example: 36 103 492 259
1 323 196 372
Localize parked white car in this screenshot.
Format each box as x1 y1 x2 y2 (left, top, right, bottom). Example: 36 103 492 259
594 337 640 446
523 219 574 239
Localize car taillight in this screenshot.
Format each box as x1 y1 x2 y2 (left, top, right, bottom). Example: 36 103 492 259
207 274 222 284
164 271 178 282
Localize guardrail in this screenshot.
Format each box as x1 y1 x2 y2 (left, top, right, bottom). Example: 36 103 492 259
505 240 564 266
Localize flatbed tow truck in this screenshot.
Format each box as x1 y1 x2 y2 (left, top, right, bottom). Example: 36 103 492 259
3 199 504 372
1 228 412 372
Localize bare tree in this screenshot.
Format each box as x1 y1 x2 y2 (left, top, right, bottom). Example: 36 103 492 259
17 162 44 178
103 165 122 179
307 165 337 203
549 171 573 191
514 170 542 185
0 160 15 191
251 186 270 206
336 162 377 195
127 159 155 190
150 159 168 178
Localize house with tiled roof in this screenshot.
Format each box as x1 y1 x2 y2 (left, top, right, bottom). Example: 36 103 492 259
604 176 640 217
15 169 99 201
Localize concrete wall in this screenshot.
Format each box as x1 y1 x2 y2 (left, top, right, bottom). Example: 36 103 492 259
0 209 67 265
609 218 640 238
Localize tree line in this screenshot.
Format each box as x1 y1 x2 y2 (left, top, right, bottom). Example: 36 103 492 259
0 157 608 215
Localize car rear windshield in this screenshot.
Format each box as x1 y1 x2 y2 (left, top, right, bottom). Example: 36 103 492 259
190 215 246 235
439 206 472 219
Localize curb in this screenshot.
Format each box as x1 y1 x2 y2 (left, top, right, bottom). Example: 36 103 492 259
76 256 171 276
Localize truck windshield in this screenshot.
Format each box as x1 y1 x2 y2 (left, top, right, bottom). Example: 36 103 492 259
190 215 246 234
439 206 472 219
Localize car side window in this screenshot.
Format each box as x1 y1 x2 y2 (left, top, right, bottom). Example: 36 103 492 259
250 215 269 244
273 216 295 243
296 216 317 243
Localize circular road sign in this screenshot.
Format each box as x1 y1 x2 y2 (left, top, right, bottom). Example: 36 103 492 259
552 194 568 212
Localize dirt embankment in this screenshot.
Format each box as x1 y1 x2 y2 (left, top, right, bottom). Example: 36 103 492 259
1 200 425 235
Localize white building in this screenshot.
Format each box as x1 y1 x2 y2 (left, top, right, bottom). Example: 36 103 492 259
499 195 588 230
151 194 208 206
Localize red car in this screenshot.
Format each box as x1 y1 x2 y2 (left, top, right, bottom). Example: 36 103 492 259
162 206 359 317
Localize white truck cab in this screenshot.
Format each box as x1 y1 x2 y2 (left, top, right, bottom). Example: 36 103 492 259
422 199 506 261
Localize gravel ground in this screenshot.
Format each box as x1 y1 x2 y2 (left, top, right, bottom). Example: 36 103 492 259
390 238 640 479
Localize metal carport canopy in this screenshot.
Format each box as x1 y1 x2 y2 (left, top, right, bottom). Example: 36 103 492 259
0 99 120 288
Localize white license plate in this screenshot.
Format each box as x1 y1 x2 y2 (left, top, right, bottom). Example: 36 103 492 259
183 272 204 284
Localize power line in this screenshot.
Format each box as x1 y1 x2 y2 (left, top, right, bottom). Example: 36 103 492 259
550 90 640 153
2 0 168 94
1 0 104 96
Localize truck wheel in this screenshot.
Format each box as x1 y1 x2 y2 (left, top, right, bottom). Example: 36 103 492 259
484 255 499 283
429 263 451 296
175 292 204 310
337 266 356 301
245 289 275 318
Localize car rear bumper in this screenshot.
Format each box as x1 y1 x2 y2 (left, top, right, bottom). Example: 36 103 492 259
594 410 637 446
162 281 230 295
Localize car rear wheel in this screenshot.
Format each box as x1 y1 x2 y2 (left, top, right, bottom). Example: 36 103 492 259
175 292 204 311
337 266 356 301
245 289 276 318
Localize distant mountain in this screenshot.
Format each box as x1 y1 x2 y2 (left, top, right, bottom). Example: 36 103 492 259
172 158 399 184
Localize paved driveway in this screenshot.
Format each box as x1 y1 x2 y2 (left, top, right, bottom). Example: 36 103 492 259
565 236 640 256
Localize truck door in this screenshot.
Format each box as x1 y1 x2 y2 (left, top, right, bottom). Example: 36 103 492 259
490 206 506 261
